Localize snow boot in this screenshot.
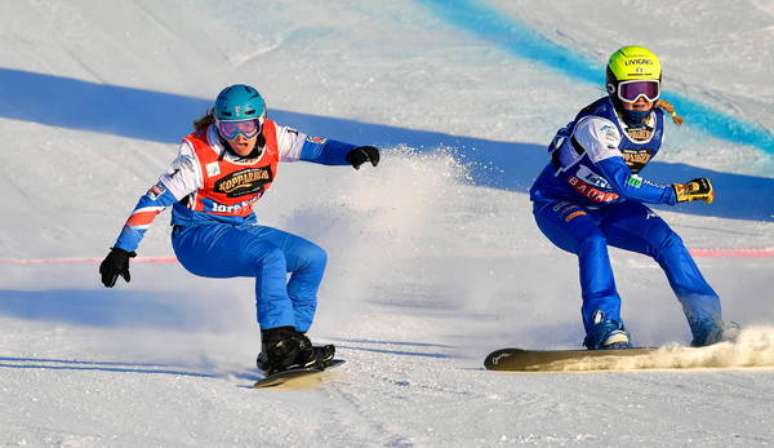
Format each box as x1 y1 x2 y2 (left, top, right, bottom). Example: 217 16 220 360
690 319 740 347
584 319 632 350
257 326 319 375
299 332 336 368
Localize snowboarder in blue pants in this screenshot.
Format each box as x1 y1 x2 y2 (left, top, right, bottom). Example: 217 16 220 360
529 46 736 349
99 84 380 373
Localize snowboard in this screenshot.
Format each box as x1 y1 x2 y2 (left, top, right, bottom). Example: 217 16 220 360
253 359 345 388
484 347 657 372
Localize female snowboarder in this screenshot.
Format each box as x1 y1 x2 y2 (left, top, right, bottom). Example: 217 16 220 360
529 46 736 349
99 84 380 373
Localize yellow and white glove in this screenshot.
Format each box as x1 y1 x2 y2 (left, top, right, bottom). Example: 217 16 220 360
673 177 714 204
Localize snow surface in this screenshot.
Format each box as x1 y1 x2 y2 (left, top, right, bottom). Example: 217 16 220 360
1 1 773 446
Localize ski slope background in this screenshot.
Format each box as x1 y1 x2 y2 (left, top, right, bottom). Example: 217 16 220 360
1 1 773 446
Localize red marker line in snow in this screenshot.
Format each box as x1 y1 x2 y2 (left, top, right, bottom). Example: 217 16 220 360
688 248 774 258
1 248 773 266
0 256 177 265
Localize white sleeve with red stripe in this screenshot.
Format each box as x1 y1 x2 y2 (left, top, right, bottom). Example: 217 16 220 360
113 142 202 252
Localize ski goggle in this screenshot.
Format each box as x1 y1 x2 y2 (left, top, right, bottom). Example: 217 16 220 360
216 118 262 140
617 80 660 103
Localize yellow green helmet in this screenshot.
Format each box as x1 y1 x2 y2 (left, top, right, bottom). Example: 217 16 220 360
607 45 661 82
606 46 663 115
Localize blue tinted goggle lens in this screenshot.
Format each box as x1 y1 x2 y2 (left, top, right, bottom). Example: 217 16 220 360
618 80 660 102
217 119 261 140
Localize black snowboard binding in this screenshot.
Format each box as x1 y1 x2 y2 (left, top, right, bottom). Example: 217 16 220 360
256 327 336 375
311 341 336 368
257 326 318 375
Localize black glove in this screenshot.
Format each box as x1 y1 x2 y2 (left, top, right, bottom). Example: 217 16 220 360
99 248 137 288
346 146 380 170
673 177 714 204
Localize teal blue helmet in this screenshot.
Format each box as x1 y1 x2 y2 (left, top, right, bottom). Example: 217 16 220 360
213 84 267 122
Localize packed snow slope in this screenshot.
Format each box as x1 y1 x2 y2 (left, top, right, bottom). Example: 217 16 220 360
1 1 773 446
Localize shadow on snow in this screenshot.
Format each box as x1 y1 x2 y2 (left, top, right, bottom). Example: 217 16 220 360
1 67 771 222
0 356 218 379
0 288 221 331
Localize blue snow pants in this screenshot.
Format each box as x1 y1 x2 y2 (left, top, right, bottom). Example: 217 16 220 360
171 222 327 332
532 199 721 340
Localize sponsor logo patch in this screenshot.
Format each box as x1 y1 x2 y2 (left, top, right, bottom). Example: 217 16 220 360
627 174 643 188
306 136 327 144
624 58 654 66
621 149 652 173
576 165 611 189
621 149 651 164
214 166 273 197
567 176 620 203
564 210 587 222
599 124 618 141
146 182 166 200
210 198 257 214
206 162 220 177
552 203 588 222
624 128 653 141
